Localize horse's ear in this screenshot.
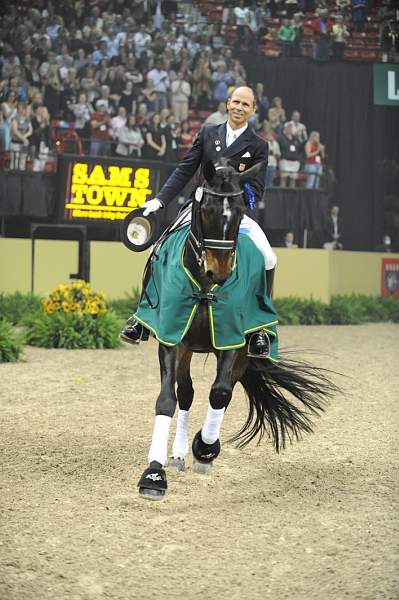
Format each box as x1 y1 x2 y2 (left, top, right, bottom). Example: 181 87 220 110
238 161 264 182
203 160 216 183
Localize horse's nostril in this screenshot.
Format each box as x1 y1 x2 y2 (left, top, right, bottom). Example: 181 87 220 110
206 270 213 280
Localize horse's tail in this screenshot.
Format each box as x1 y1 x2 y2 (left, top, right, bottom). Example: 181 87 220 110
232 355 340 452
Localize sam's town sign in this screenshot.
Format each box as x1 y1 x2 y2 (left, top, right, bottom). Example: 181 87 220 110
64 161 157 221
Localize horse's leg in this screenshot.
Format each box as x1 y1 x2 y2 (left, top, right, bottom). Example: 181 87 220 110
138 343 177 500
192 349 241 473
170 345 193 471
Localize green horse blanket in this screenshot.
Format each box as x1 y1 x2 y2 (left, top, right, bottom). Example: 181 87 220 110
134 226 278 360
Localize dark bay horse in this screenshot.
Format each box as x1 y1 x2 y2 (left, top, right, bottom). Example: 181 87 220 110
136 160 337 500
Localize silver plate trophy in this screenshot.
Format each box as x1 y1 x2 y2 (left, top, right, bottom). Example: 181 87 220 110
120 207 160 252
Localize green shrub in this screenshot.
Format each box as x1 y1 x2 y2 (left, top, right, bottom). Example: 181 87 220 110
381 296 399 323
26 311 122 349
273 297 304 325
0 292 42 325
108 286 141 320
0 319 25 362
299 298 326 325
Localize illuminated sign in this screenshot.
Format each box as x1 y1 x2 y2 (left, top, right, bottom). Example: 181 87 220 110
62 159 160 222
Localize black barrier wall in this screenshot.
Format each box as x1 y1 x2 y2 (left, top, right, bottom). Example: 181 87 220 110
0 162 329 247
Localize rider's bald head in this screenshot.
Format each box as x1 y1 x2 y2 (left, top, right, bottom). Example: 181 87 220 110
229 86 256 108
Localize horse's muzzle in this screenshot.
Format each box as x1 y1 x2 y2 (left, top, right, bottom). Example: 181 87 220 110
205 250 232 284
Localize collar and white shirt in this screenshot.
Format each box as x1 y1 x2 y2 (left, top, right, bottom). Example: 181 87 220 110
225 122 248 147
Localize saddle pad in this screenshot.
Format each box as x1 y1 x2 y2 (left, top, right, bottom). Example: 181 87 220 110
134 226 278 359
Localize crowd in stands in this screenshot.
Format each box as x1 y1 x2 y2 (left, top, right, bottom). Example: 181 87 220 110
196 0 399 63
1 0 394 189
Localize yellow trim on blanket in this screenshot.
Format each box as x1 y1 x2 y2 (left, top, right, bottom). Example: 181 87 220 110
181 249 201 290
208 305 279 351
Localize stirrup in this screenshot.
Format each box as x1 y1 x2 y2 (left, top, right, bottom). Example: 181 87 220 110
247 330 271 359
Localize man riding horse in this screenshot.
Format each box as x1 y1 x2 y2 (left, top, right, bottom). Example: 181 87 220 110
120 86 277 358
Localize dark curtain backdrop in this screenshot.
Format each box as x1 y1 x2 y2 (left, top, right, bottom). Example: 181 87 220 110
237 56 399 250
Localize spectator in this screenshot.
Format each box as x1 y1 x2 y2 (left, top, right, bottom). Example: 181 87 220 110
147 58 170 113
10 102 32 170
381 19 399 63
331 15 350 60
285 110 308 145
30 102 50 154
93 85 116 116
119 80 138 115
375 235 393 253
73 92 93 143
304 130 325 189
192 55 213 109
164 114 180 163
278 19 296 57
43 73 62 118
80 67 97 104
204 101 228 125
0 90 17 150
278 122 302 188
170 71 191 123
313 9 332 61
115 115 144 158
254 82 270 123
177 119 194 159
283 231 298 248
212 64 231 106
89 100 111 156
234 1 251 39
292 13 304 57
268 97 287 132
142 113 166 160
110 106 127 139
265 127 281 187
351 0 368 33
323 205 343 250
134 24 152 58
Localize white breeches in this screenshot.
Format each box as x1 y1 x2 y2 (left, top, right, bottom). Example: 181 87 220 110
171 206 277 270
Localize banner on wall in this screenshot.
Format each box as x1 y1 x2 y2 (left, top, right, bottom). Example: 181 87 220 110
57 155 163 223
381 257 399 297
373 64 399 106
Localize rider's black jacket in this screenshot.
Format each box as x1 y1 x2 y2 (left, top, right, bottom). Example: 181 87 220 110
156 122 268 206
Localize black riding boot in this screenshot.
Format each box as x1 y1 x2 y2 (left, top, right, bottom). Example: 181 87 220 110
248 330 270 358
247 267 275 359
119 317 150 345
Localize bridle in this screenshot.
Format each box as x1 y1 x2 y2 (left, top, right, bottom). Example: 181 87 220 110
189 184 244 268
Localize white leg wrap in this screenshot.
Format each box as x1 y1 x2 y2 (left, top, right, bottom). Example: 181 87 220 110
147 415 172 466
172 409 190 459
201 405 225 445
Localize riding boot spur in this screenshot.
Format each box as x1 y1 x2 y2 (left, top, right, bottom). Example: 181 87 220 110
119 316 150 345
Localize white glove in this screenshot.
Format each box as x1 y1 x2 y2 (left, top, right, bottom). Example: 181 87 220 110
142 198 163 216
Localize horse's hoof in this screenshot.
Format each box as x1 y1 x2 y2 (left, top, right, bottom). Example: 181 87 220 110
139 487 166 501
169 457 186 472
137 466 167 500
192 431 220 463
193 458 213 474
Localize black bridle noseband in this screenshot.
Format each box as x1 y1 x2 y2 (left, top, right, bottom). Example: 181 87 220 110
189 185 244 267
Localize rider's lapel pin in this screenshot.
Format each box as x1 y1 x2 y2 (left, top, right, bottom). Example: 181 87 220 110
238 163 246 172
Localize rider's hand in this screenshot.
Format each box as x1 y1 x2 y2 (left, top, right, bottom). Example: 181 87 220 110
142 198 163 216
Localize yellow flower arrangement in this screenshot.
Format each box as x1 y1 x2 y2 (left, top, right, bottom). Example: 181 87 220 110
42 280 107 317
